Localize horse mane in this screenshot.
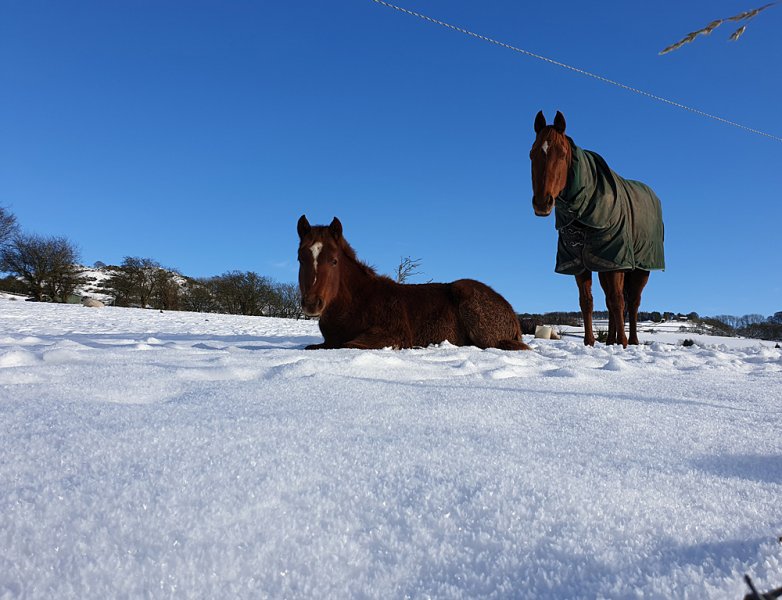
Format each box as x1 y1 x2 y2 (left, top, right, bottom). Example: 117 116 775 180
308 226 392 283
338 237 386 280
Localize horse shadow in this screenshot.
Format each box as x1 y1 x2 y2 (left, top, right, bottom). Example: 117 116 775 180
691 453 782 485
535 535 771 598
21 332 321 353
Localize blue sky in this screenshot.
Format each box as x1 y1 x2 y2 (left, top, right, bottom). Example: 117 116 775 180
2 1 780 316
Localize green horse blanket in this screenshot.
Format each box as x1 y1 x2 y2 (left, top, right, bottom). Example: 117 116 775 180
554 140 665 275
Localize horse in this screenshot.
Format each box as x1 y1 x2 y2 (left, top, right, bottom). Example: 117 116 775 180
297 215 530 351
529 111 665 347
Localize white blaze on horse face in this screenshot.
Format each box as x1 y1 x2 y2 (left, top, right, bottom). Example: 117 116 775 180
542 140 549 155
310 242 323 283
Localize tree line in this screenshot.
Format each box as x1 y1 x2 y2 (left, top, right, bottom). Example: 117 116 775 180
0 206 303 318
709 312 782 342
518 310 782 342
94 257 303 318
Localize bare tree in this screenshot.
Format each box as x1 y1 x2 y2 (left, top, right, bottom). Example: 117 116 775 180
0 233 83 301
660 2 777 54
181 278 218 313
395 256 424 284
106 257 162 307
151 268 182 310
180 277 302 318
45 264 86 303
267 282 303 319
0 207 18 247
209 271 276 316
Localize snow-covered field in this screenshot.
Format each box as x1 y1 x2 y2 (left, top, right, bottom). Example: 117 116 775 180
1 299 780 599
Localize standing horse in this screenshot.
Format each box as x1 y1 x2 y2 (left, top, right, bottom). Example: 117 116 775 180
297 215 529 351
529 111 665 347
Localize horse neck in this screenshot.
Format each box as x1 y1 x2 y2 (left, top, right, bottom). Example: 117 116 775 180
559 137 575 197
334 245 382 303
553 140 594 230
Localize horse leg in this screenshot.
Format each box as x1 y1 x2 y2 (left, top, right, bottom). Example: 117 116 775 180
624 270 650 345
305 342 328 350
341 329 404 350
575 271 595 346
599 271 627 348
341 326 411 350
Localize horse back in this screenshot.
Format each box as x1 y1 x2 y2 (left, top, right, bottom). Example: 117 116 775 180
618 176 665 272
394 282 468 346
556 145 664 274
401 279 522 349
449 279 524 348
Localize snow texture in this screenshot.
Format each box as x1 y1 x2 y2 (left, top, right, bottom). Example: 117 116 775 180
1 300 780 599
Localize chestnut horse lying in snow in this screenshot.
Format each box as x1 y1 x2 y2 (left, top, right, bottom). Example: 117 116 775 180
297 215 529 351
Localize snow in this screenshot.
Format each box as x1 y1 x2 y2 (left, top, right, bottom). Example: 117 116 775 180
1 300 780 599
558 320 778 351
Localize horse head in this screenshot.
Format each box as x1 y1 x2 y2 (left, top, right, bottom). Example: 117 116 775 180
297 214 344 317
530 110 571 217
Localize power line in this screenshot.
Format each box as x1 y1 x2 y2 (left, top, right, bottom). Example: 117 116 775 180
371 0 782 143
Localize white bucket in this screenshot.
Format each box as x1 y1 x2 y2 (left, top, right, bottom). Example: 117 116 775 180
534 325 553 340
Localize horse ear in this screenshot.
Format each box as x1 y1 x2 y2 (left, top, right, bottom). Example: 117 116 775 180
297 214 311 239
329 217 343 240
534 111 546 134
553 111 566 134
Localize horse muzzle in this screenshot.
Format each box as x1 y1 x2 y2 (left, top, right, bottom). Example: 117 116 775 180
533 195 554 217
302 295 324 317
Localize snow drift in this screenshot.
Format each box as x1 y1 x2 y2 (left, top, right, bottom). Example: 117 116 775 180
1 299 780 598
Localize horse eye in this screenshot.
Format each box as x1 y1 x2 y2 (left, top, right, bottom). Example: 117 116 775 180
331 258 338 266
